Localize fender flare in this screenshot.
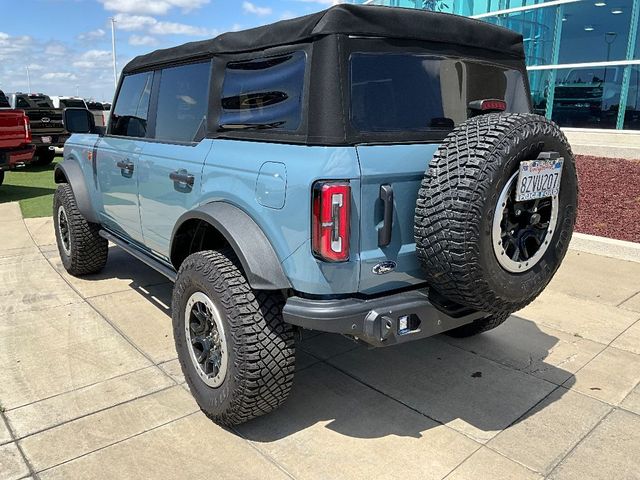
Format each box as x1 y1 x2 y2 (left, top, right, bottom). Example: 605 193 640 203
171 202 292 291
54 160 99 224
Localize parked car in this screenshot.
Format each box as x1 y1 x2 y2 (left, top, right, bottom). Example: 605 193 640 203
0 89 34 185
6 93 67 165
85 101 107 128
54 5 578 425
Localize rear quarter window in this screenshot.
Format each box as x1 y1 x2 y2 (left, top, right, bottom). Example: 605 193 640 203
0 91 9 108
350 53 529 133
219 51 306 131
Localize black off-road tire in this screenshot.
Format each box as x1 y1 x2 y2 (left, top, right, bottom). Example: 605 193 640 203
0 170 4 186
172 249 296 426
53 183 108 275
33 147 56 166
415 113 578 320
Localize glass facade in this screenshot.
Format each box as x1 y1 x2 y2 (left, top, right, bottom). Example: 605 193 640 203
347 0 640 129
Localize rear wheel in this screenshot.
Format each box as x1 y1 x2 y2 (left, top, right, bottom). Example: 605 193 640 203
33 147 56 166
53 183 108 275
415 113 578 322
0 170 4 186
172 249 296 426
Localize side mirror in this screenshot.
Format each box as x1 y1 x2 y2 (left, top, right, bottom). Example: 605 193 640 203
63 108 97 134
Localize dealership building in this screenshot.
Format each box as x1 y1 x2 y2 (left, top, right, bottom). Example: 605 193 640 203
348 0 640 137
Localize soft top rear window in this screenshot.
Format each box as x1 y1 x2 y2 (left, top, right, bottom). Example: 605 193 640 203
61 99 86 108
350 53 529 134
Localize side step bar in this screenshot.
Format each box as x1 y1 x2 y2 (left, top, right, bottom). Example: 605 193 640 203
99 230 177 282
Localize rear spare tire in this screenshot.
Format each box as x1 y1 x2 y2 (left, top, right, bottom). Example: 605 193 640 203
415 113 577 316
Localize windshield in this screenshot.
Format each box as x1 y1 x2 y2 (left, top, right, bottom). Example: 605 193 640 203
61 99 86 108
350 53 529 133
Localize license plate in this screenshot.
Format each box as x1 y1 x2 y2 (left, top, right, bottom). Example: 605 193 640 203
516 158 564 201
41 136 52 144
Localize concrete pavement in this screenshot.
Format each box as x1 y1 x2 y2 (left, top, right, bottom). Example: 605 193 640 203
0 201 639 480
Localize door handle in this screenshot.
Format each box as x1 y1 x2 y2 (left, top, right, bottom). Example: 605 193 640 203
116 159 134 173
378 184 394 248
169 170 194 187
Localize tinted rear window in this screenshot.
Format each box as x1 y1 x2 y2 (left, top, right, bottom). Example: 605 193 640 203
0 91 9 108
28 96 54 108
61 99 86 108
350 54 529 133
219 51 306 131
86 102 104 110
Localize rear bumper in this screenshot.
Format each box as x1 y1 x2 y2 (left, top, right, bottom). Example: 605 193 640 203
282 288 487 347
0 145 36 170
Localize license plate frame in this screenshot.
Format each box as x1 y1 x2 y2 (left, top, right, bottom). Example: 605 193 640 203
515 158 564 202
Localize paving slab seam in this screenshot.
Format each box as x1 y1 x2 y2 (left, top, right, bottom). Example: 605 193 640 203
1 411 41 480
21 220 178 387
616 291 640 309
39 252 180 389
4 364 159 413
11 383 178 441
32 410 200 476
543 408 615 480
230 430 298 480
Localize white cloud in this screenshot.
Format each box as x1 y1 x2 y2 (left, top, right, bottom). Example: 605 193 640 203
42 72 78 81
99 0 209 16
114 13 216 36
0 33 33 60
79 28 106 41
129 34 158 46
44 43 68 56
242 1 272 16
72 49 112 70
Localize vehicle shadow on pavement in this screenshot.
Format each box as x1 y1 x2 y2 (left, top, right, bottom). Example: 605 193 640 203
119 276 575 442
238 316 576 442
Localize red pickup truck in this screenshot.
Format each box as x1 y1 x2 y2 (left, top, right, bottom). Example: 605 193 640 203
0 89 34 185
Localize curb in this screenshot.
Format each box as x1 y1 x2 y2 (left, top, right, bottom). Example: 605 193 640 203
569 232 640 264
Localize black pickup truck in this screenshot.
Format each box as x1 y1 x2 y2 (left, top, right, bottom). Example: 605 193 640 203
6 93 68 165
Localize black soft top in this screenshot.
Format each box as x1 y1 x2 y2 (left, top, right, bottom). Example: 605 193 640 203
123 4 524 74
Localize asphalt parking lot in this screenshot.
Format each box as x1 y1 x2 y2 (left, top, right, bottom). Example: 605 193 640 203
1 200 639 480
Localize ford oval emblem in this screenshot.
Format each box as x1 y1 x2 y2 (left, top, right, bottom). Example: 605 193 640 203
372 261 397 275
41 117 50 123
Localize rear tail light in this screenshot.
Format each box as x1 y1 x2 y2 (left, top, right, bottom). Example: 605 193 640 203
469 99 507 112
312 181 350 262
23 117 31 143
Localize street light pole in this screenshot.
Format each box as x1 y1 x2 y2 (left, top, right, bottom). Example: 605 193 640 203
26 66 31 93
110 17 118 89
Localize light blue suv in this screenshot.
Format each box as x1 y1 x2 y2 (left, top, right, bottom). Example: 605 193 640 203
54 5 578 424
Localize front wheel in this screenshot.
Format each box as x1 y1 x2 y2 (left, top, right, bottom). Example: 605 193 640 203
53 183 108 276
172 249 296 426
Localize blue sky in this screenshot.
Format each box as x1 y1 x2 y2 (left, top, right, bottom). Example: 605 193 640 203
0 0 336 101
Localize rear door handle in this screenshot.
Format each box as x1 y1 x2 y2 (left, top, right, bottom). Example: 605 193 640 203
378 184 394 247
116 159 134 173
169 170 194 187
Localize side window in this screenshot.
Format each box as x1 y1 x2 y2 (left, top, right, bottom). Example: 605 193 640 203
154 62 211 143
110 72 153 138
220 51 306 131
